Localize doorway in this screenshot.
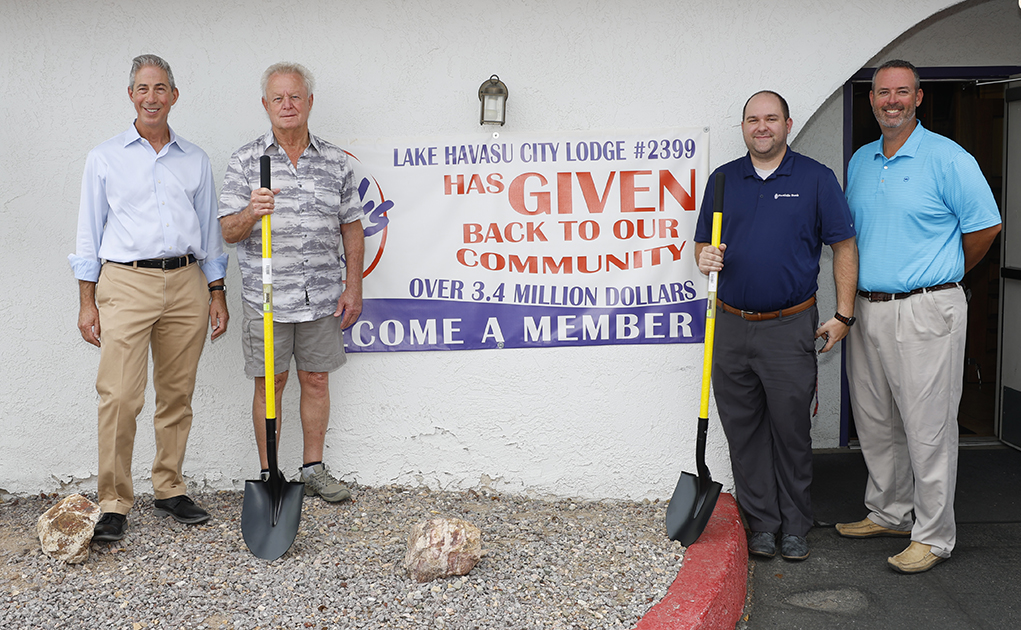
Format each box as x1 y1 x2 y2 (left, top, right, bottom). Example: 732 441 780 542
842 66 1021 443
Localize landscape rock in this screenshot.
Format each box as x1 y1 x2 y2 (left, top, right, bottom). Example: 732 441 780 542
37 494 101 564
404 517 482 582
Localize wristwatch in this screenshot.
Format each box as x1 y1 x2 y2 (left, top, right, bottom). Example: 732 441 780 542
834 312 856 327
209 285 226 294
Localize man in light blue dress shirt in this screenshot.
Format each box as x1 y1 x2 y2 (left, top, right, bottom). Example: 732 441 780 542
69 55 229 542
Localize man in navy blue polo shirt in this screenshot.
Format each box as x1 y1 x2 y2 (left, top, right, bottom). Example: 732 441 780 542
694 90 858 561
839 60 1001 574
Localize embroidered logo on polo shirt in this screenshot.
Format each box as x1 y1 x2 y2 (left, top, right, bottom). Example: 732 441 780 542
774 193 800 199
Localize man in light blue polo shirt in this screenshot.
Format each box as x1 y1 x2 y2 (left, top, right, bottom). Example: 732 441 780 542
840 60 1001 574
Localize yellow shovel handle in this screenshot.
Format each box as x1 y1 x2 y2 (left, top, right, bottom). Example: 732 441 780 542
699 211 722 418
262 214 275 418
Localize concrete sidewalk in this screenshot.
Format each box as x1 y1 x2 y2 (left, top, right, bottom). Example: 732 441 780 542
638 445 1021 630
741 445 1021 629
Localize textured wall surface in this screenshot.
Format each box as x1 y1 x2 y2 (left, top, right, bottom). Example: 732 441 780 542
0 0 961 499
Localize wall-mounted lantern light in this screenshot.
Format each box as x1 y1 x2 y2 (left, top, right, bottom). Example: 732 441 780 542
478 74 508 126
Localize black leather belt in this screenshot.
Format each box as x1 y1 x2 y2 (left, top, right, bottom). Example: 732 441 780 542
857 282 960 303
111 254 197 270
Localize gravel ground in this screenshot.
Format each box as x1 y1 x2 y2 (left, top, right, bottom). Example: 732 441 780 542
1 486 685 630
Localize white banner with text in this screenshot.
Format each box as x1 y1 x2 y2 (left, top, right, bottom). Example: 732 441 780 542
343 128 710 352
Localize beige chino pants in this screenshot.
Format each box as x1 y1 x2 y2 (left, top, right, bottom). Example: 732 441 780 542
95 262 208 514
846 286 966 558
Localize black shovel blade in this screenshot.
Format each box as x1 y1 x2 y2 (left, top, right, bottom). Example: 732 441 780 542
241 477 305 561
665 470 723 545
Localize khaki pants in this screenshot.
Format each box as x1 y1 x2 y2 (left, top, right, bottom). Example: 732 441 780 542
95 262 208 514
847 287 966 558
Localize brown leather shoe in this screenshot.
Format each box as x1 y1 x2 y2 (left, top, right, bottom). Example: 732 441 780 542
835 518 911 539
888 541 946 574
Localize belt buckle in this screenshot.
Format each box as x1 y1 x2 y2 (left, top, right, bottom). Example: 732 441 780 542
740 310 756 320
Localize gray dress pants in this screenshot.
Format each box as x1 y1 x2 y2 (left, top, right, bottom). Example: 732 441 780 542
713 305 818 537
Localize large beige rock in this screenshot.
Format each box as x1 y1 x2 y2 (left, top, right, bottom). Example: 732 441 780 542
37 494 102 564
404 517 482 582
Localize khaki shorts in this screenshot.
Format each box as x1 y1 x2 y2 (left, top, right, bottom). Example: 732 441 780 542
241 301 347 378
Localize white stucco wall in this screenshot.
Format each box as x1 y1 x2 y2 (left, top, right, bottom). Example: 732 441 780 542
792 0 1021 446
0 0 960 500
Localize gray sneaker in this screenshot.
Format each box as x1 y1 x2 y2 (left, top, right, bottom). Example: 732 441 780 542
300 463 352 502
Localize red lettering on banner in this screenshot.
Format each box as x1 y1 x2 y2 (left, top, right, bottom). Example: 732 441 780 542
445 174 465 195
577 172 615 214
613 219 680 240
543 257 573 274
507 170 688 215
557 172 572 214
487 173 505 194
463 223 482 243
660 169 696 211
509 254 538 273
466 174 487 194
463 222 548 243
509 173 551 215
456 243 686 274
445 173 505 195
620 171 654 212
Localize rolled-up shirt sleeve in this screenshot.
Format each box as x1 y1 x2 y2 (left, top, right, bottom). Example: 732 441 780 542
68 149 109 282
195 155 228 283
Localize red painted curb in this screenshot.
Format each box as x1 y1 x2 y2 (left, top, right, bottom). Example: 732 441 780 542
635 493 747 630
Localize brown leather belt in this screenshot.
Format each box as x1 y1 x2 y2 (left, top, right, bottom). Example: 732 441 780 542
111 254 197 270
717 295 816 321
857 282 960 303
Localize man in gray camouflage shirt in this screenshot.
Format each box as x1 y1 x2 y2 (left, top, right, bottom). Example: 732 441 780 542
219 62 364 502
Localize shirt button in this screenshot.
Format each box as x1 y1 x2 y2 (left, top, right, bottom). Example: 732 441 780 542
883 166 888 170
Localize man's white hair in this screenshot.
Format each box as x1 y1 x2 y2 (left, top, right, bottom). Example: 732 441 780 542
261 62 315 98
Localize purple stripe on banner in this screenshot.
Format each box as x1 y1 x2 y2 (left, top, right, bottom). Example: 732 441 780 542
344 298 708 352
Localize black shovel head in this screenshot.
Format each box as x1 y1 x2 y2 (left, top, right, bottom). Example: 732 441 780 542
666 470 723 546
241 474 305 561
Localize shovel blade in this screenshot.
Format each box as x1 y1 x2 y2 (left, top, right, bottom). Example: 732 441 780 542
665 470 723 546
241 478 305 560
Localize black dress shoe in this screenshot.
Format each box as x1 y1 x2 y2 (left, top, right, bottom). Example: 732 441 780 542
154 495 211 524
748 531 777 558
93 513 128 542
780 533 810 561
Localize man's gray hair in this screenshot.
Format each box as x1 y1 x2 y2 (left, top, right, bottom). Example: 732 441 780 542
129 54 176 91
872 59 920 92
261 62 315 98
